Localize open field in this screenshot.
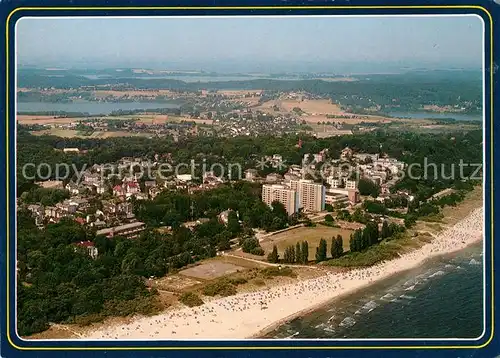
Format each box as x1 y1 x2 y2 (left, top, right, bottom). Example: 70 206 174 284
93 89 178 98
17 115 84 125
217 90 262 97
260 226 354 259
19 113 213 126
179 262 247 281
280 99 343 114
148 274 202 292
30 129 153 138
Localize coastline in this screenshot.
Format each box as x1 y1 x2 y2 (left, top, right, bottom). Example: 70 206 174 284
252 239 483 339
78 206 483 340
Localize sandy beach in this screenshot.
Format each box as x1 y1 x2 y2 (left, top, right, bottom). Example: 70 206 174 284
84 207 483 340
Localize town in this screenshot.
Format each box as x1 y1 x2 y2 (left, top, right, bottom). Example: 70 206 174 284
21 142 427 260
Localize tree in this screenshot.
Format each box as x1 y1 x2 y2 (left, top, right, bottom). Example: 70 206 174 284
336 209 352 222
283 245 296 264
331 235 343 259
241 237 261 253
350 229 363 253
271 200 288 221
358 178 381 198
315 238 327 263
404 215 417 228
352 208 366 224
226 211 241 237
335 235 344 257
301 241 309 264
216 231 232 251
295 242 302 264
324 214 334 223
267 245 279 263
331 237 336 259
381 221 391 239
365 222 380 246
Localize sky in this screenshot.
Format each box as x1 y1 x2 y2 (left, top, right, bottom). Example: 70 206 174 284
16 16 484 73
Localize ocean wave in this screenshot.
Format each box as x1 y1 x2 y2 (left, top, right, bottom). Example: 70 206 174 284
469 259 481 266
339 317 356 328
405 284 416 291
400 294 416 300
380 293 395 301
428 270 446 278
323 325 336 333
362 300 378 311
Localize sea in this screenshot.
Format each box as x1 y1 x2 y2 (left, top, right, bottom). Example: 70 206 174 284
263 242 484 339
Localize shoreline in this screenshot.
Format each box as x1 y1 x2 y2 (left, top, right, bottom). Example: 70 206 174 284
252 239 483 339
77 206 483 340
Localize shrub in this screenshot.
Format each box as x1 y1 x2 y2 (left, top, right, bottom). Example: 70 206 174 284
242 237 264 255
250 247 265 256
227 276 247 286
252 279 266 286
179 292 204 307
203 280 237 297
261 266 296 278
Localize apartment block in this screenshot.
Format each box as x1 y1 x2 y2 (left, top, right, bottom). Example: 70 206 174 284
262 184 299 215
289 179 325 213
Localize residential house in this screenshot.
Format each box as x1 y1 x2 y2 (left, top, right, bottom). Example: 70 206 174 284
340 146 353 160
69 198 90 212
65 182 82 195
244 169 259 181
176 174 192 182
265 173 283 183
113 185 125 197
218 209 233 225
124 182 140 198
74 241 98 259
93 182 107 194
82 171 101 185
96 221 146 239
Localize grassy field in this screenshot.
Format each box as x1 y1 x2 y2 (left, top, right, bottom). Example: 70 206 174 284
260 226 354 260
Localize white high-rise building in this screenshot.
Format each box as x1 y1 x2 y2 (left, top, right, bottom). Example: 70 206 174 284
262 184 299 215
289 179 325 212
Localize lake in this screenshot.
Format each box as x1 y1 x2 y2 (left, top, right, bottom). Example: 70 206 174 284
388 111 482 122
17 101 180 115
